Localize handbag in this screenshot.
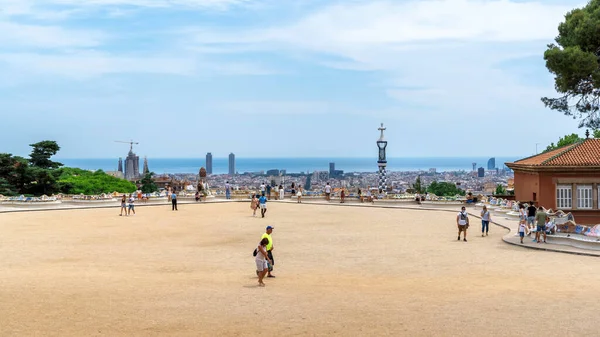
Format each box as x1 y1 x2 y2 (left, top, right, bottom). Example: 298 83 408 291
253 248 258 257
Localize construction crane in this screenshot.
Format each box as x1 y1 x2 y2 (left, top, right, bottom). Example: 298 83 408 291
115 140 139 152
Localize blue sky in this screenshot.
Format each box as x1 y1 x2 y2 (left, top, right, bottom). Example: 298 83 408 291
0 0 589 159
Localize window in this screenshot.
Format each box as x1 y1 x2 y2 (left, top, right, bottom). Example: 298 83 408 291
556 185 572 209
577 185 593 209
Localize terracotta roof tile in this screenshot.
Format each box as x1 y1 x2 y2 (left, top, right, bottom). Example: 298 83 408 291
510 139 600 167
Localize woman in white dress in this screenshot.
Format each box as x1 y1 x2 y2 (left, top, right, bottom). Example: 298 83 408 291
279 185 284 200
297 187 302 203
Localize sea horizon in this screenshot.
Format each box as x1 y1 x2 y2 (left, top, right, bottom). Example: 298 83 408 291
57 157 519 175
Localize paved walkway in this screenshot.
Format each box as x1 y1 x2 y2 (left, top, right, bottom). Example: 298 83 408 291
2 198 599 256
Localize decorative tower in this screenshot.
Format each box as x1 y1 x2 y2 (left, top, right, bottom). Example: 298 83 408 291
376 123 388 193
143 156 149 175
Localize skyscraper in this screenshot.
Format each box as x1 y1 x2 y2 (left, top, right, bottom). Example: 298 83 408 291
478 167 485 178
206 152 213 175
329 162 335 175
228 153 235 176
487 157 496 170
118 157 123 173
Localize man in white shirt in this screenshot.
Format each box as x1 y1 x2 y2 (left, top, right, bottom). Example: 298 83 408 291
260 182 266 196
324 183 332 201
456 206 469 242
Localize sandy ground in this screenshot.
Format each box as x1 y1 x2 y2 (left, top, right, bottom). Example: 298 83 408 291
1 202 599 337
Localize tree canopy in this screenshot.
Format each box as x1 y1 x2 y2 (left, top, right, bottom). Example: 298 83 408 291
544 130 600 152
412 176 426 194
427 181 465 197
542 0 600 129
140 172 158 194
57 168 136 195
0 141 136 196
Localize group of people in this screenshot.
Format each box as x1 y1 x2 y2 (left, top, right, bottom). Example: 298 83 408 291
255 226 276 287
250 193 269 217
456 201 556 244
518 202 554 244
455 205 493 240
119 194 137 216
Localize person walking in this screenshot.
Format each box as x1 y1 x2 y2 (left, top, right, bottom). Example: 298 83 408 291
255 237 272 287
266 184 272 200
171 190 178 211
128 194 136 215
119 194 127 216
250 194 259 217
535 206 548 243
261 226 275 278
259 194 268 218
279 184 284 200
225 181 231 200
457 206 469 241
480 205 491 237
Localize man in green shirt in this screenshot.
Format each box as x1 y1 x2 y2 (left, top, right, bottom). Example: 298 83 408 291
261 226 275 278
535 206 548 243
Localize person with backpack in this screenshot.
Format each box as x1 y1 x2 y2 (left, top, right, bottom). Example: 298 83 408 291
254 237 272 287
457 206 469 241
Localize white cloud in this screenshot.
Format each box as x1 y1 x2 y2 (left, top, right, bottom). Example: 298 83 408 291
0 21 105 48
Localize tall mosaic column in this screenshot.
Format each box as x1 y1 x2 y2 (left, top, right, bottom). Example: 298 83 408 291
376 123 388 193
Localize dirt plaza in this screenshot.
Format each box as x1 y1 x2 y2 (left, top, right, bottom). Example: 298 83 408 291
1 202 599 336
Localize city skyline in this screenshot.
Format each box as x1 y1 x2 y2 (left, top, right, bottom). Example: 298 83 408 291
0 0 585 158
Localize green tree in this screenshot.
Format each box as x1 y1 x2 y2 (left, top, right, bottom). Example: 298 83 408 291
140 172 158 194
495 184 507 195
426 181 466 197
29 141 63 169
542 0 600 129
413 175 425 194
57 168 136 195
0 154 32 195
544 133 583 152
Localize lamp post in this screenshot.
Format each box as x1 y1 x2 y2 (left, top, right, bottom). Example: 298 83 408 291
377 123 388 194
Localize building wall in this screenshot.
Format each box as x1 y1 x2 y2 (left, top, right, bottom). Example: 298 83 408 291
514 171 539 204
515 170 600 224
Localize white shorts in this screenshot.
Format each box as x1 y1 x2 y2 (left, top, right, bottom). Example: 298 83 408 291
297 192 302 197
256 260 268 271
259 204 267 209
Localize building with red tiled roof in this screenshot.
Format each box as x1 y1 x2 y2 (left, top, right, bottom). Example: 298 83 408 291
506 138 600 224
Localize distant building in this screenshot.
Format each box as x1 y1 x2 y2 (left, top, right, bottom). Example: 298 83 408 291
266 169 280 176
487 157 496 170
118 157 123 173
429 168 436 173
206 152 213 175
472 162 476 171
477 167 485 178
329 162 335 175
124 149 140 181
228 153 235 176
143 156 149 175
